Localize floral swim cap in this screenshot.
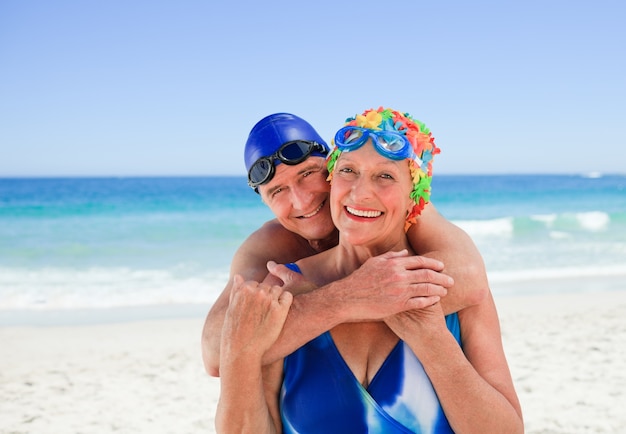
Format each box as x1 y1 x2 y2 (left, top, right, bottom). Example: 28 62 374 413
327 107 440 223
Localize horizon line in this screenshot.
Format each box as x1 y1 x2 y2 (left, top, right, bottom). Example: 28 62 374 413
1 171 624 179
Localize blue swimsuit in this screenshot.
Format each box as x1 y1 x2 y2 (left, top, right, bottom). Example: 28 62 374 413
280 264 461 434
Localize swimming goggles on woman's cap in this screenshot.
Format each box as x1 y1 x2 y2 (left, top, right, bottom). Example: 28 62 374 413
247 140 328 189
334 126 416 161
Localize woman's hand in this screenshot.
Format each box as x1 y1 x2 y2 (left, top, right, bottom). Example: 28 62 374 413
383 301 448 347
221 274 293 363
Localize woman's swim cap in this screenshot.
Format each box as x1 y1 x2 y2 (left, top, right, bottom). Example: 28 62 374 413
244 113 330 173
326 107 440 223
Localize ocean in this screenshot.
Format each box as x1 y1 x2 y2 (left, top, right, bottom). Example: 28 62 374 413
1 175 625 322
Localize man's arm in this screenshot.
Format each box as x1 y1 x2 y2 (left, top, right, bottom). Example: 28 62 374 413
258 250 450 366
407 204 489 314
254 205 488 366
201 232 452 376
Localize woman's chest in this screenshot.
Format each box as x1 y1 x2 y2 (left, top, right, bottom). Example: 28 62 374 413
330 322 399 387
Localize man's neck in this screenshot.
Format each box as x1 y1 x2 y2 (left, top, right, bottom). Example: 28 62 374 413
307 230 339 254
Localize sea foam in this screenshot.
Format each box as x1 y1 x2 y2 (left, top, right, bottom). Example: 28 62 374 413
0 266 228 310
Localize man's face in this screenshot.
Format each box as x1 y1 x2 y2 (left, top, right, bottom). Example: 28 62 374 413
258 156 336 243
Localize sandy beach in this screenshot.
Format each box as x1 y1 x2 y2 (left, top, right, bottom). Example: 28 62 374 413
1 284 625 433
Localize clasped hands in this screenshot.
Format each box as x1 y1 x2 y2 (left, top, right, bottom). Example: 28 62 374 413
225 249 452 353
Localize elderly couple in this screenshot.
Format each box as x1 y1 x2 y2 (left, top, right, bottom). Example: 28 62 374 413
202 108 523 433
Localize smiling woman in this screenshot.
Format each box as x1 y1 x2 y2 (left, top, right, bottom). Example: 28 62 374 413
216 107 524 434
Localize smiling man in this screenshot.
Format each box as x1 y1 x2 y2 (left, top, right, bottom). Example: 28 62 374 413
201 113 488 377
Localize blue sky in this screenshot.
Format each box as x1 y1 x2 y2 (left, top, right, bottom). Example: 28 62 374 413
1 0 624 177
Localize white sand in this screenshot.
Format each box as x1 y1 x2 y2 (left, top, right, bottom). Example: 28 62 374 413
1 288 625 433
0 317 220 433
497 288 626 433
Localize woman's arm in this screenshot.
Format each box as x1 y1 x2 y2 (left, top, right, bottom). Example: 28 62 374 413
202 220 311 376
385 292 523 433
215 275 291 433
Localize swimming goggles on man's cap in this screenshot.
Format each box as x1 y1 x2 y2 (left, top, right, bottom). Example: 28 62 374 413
334 126 416 161
247 140 327 189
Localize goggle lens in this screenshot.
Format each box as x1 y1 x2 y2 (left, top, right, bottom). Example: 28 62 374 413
248 158 273 186
341 129 366 147
279 141 313 161
377 132 406 152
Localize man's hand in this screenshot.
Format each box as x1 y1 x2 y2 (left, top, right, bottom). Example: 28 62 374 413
211 250 453 372
331 250 453 322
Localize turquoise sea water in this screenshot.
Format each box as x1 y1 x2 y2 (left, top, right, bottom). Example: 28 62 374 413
1 175 625 315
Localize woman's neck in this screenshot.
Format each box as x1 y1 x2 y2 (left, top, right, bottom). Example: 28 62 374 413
333 236 414 276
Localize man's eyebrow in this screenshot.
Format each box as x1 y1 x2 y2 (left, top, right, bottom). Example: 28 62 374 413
264 161 326 198
297 161 325 175
265 183 283 197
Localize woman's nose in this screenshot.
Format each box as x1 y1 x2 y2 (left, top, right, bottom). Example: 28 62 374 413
349 176 373 201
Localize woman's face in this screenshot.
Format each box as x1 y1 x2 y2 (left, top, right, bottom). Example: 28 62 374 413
330 140 414 249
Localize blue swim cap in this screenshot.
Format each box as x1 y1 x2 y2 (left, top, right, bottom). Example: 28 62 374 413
244 113 329 172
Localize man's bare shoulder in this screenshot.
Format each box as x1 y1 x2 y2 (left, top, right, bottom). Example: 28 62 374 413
235 219 315 266
247 219 307 247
